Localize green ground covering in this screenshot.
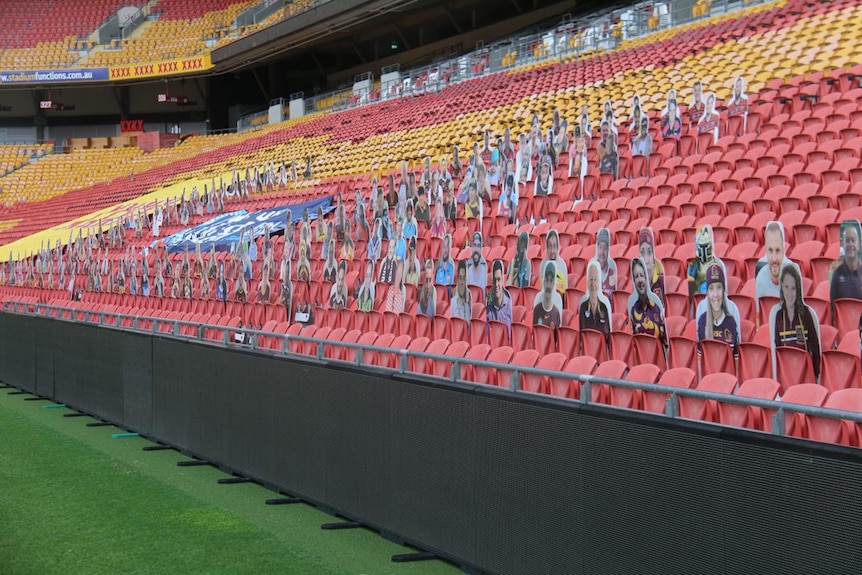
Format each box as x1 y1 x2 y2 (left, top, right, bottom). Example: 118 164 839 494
0 388 461 575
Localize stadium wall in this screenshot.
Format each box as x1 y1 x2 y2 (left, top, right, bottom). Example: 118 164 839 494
2 311 861 575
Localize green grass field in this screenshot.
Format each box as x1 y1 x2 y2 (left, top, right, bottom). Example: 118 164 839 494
0 388 461 575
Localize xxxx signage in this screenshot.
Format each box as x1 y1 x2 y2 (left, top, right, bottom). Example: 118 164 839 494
120 119 145 133
109 54 211 81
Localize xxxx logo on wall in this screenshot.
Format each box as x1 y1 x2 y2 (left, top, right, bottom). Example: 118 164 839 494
109 54 211 81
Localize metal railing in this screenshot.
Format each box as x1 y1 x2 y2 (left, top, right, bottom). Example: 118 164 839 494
294 0 773 117
235 0 285 29
237 107 271 132
3 298 858 445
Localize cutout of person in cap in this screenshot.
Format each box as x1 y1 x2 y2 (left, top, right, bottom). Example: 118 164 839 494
404 236 422 288
638 227 666 306
479 130 494 168
579 259 612 345
417 258 437 317
234 272 247 304
533 152 555 221
578 104 592 141
314 206 327 243
568 124 588 194
726 76 749 133
830 219 862 306
629 257 669 353
402 199 418 241
280 260 294 319
597 121 619 179
257 262 272 304
450 259 472 323
378 238 398 284
769 262 821 381
535 153 554 197
697 91 720 146
476 160 493 204
592 227 617 308
488 136 503 187
182 261 193 300
467 231 488 292
323 239 338 283
553 120 569 166
516 132 533 185
464 179 483 220
299 217 312 256
297 241 311 283
545 129 559 169
755 220 794 313
451 144 464 180
357 260 376 313
367 217 383 263
630 116 653 165
322 221 335 262
500 127 516 165
686 224 720 295
602 100 618 136
486 258 513 340
421 156 433 192
329 260 348 309
499 158 519 225
660 97 682 141
629 94 643 131
696 261 740 360
385 260 406 313
533 261 564 328
340 221 355 262
541 229 569 298
430 197 447 238
193 242 204 279
435 233 455 288
660 89 678 118
507 231 532 289
354 189 370 241
415 186 430 224
216 260 226 301
393 219 406 260
688 80 705 129
443 184 458 223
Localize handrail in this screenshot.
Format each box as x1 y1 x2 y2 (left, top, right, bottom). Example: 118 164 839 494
4 298 860 440
294 0 773 116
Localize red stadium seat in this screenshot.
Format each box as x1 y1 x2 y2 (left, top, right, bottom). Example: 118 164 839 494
700 339 736 377
645 367 697 414
739 325 775 381
481 346 515 388
809 389 862 447
833 298 862 336
632 333 667 372
718 378 782 431
441 341 470 378
679 373 738 423
528 352 568 395
552 356 597 399
591 360 628 404
353 331 379 364
615 363 661 409
781 383 830 439
406 337 431 374
462 344 491 382
775 346 818 391
820 349 862 393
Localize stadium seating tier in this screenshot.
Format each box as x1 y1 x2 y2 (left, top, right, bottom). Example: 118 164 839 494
2 0 862 444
